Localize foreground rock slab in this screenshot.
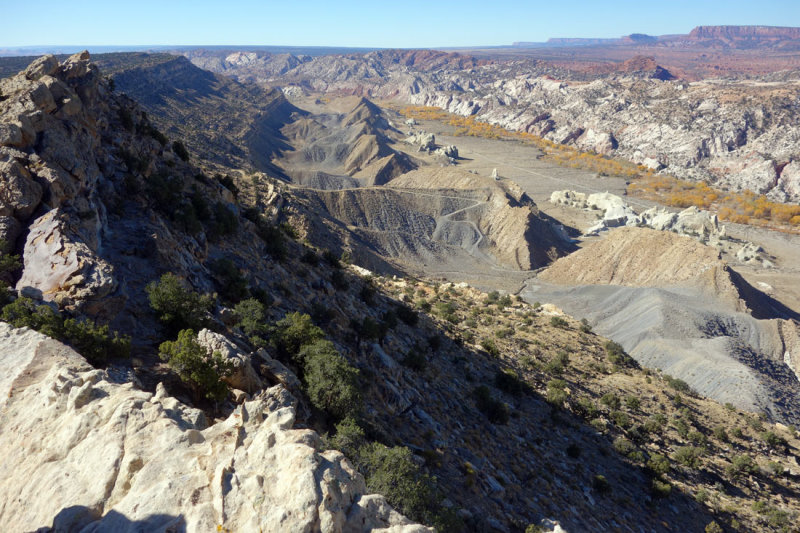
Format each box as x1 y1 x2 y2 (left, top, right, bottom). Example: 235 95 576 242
0 323 428 532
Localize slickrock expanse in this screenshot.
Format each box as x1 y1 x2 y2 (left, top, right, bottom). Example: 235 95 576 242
2 25 800 533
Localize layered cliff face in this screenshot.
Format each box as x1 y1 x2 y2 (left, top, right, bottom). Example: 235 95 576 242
688 25 800 45
98 53 297 175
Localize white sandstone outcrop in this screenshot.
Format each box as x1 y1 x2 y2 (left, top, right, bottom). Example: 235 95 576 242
0 322 430 532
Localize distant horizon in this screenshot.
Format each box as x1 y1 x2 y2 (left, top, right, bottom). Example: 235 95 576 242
2 0 800 49
3 21 800 58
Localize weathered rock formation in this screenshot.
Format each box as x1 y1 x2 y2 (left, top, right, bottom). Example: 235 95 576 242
0 322 428 532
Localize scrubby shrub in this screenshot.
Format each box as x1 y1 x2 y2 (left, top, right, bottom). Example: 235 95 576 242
0 239 20 303
544 351 569 375
402 349 427 371
2 297 131 365
145 170 183 214
350 316 381 344
726 454 757 479
209 257 249 303
672 418 690 438
610 410 631 429
494 368 527 396
141 122 167 146
688 431 707 447
712 425 729 443
321 249 341 268
672 446 703 469
2 297 64 338
146 272 214 332
395 304 418 326
358 442 439 524
234 298 268 346
61 318 131 364
473 385 509 424
566 443 581 459
158 329 233 402
663 374 693 394
575 397 598 418
118 107 134 131
592 474 610 493
327 418 451 527
217 174 239 196
480 338 500 357
651 479 672 498
256 222 287 260
761 430 787 448
604 340 635 367
300 339 361 419
612 437 635 456
209 202 238 238
415 298 431 312
269 312 324 360
173 200 202 235
695 489 710 504
600 392 620 410
624 395 640 410
550 316 569 328
647 453 670 476
643 414 667 434
300 249 319 265
172 140 189 161
330 269 349 290
767 460 784 477
359 284 376 306
494 326 513 339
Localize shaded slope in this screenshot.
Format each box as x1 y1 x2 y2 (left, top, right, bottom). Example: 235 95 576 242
99 53 297 175
295 166 571 274
278 97 415 187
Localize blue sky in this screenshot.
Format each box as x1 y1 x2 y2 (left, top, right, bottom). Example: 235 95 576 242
2 0 800 48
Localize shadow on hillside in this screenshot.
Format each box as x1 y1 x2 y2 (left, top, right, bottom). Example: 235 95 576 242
40 506 185 532
331 276 715 532
729 268 800 321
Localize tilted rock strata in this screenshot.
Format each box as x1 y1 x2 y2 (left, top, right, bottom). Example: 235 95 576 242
0 322 428 532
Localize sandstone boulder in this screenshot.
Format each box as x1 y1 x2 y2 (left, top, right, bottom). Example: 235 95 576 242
16 210 117 309
404 132 435 151
23 54 60 81
777 161 800 200
0 159 42 219
197 328 264 394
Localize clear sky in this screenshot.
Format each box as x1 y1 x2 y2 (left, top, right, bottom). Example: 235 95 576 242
2 0 800 48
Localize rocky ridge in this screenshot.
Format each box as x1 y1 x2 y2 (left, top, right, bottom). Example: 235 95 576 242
549 189 775 267
0 322 428 532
